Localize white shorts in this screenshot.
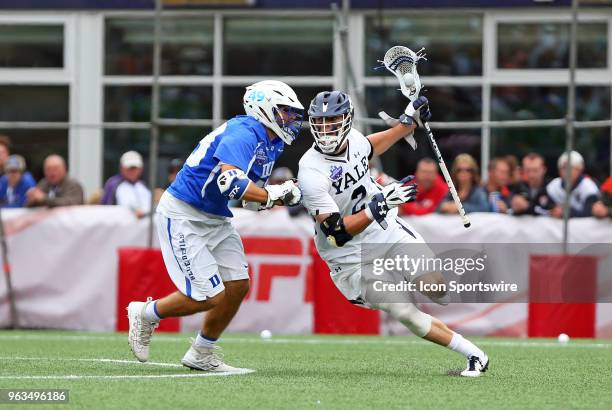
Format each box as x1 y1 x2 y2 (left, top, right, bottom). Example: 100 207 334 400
329 219 431 304
155 213 249 301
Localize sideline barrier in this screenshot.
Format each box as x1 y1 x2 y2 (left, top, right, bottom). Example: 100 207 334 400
1 206 611 337
528 255 597 338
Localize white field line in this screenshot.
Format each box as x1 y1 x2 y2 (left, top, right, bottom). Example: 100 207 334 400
0 357 182 367
0 333 610 348
0 356 255 379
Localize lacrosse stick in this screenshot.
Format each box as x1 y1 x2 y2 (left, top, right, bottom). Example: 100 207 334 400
381 45 471 228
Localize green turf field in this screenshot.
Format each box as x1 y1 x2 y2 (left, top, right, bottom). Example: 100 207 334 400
0 331 610 409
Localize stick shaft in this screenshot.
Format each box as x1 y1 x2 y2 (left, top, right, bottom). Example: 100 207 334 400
424 122 471 228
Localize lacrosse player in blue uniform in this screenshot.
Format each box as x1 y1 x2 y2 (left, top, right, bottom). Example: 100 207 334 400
298 91 489 377
128 80 304 372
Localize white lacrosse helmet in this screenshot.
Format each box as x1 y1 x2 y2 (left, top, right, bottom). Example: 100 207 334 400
243 80 305 145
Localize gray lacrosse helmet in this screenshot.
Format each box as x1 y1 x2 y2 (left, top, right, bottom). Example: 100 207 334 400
308 91 354 154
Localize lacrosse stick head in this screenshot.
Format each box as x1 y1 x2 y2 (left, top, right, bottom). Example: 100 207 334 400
382 46 426 102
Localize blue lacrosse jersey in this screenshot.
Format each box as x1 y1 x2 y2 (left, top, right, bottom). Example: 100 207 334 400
168 115 284 217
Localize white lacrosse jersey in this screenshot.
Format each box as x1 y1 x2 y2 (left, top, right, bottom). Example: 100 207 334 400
298 129 420 266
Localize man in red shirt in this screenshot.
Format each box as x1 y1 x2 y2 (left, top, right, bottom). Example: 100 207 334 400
401 158 448 215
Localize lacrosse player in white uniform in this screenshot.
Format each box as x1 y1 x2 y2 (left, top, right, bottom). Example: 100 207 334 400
298 91 489 377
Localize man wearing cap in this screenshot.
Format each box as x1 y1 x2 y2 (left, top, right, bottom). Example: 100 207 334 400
0 155 36 208
546 150 600 218
101 150 151 218
26 154 84 207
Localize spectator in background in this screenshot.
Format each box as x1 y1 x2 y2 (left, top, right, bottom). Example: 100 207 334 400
439 154 489 214
26 154 84 207
0 135 12 177
0 155 36 208
154 158 184 203
592 176 612 219
166 158 183 187
511 153 553 215
401 158 448 216
483 157 512 213
546 150 600 218
102 150 151 217
505 154 522 188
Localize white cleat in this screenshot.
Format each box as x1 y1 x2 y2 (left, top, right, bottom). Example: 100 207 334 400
127 297 158 362
181 340 240 372
460 354 489 377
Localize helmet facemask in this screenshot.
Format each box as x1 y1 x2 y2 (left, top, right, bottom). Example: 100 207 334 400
274 105 304 144
243 80 305 145
309 110 353 154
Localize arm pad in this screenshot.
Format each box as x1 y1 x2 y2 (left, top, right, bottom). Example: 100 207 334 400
320 213 353 247
217 168 251 200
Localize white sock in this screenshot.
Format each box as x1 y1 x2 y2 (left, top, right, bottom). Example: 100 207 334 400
194 332 217 349
143 300 161 322
447 333 485 360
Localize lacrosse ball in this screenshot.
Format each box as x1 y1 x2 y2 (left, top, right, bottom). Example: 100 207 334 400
557 333 569 344
402 72 415 86
260 329 272 340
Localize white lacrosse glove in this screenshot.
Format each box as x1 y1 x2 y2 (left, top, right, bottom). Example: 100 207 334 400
400 96 432 128
263 179 302 209
282 180 302 206
365 176 417 229
381 176 418 208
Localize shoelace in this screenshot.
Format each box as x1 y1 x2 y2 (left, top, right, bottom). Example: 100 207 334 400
138 320 158 346
206 348 225 367
137 298 158 346
190 340 225 367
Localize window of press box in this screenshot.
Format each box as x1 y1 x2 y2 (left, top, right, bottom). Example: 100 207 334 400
491 86 611 122
104 18 214 75
497 22 608 69
103 127 208 189
490 127 610 184
365 86 482 123
0 24 64 68
223 17 334 76
0 85 69 180
371 125 481 180
0 86 69 122
104 86 213 122
492 86 611 183
0 129 68 182
365 15 483 76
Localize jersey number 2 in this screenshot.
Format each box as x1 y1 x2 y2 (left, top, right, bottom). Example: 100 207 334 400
351 185 367 214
